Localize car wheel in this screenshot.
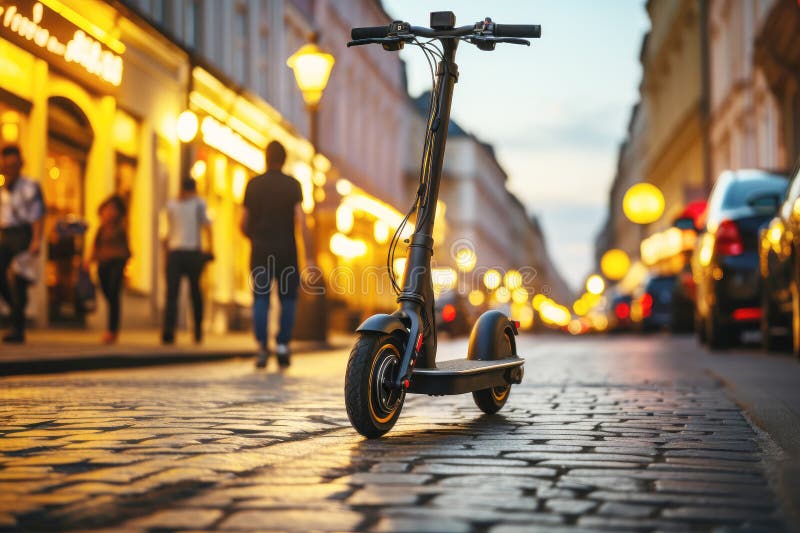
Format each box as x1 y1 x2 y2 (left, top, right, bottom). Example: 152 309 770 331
706 307 730 351
761 286 783 352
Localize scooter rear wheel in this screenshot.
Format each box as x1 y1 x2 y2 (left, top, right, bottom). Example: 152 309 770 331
344 333 406 438
472 329 513 414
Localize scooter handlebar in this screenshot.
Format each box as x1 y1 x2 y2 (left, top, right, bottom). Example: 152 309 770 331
493 24 541 38
351 26 390 40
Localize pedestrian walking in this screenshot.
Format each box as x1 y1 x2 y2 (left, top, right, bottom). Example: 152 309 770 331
88 195 130 344
0 145 44 344
241 141 314 368
161 177 213 344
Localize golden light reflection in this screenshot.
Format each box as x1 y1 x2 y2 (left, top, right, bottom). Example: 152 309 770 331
483 269 501 290
330 232 367 258
495 286 511 304
468 289 485 307
504 269 523 290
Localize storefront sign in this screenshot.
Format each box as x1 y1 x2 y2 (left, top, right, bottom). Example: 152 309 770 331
201 116 265 174
0 0 123 91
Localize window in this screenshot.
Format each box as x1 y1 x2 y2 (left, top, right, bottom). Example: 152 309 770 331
185 0 203 50
233 4 249 84
151 0 170 26
257 26 269 98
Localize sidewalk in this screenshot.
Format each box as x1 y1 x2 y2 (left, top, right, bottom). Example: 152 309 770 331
0 329 353 377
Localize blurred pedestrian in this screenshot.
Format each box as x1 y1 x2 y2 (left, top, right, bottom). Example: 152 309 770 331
0 145 44 344
161 176 213 344
88 195 130 344
241 141 314 368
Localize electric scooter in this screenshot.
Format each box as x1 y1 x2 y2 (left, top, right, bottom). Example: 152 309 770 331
344 12 542 438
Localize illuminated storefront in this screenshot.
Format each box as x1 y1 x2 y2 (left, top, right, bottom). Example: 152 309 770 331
0 0 186 327
178 65 327 333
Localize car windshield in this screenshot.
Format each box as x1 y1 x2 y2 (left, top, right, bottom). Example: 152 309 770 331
721 176 788 209
646 277 676 292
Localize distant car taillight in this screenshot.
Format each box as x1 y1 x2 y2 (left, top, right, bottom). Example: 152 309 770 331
715 219 744 256
641 293 653 318
615 302 630 320
442 304 457 323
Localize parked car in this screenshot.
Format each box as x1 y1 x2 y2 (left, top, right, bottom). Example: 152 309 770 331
693 169 789 349
759 163 800 353
633 275 677 332
671 265 696 332
434 290 472 337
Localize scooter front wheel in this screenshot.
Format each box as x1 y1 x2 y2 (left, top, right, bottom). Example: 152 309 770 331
344 333 406 438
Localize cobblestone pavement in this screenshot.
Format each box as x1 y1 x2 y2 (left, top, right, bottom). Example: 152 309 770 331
0 335 791 532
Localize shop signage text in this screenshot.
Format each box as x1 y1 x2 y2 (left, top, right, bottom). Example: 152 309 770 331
201 116 266 174
0 0 123 90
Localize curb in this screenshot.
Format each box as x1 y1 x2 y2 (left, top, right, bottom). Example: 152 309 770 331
0 342 341 377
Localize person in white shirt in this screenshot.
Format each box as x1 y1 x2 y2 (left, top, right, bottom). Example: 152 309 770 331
0 145 44 344
160 177 213 344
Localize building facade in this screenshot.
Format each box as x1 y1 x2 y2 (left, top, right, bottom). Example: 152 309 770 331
596 0 797 289
0 0 188 328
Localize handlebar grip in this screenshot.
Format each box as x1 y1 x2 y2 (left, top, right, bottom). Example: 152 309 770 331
494 24 541 38
351 26 390 40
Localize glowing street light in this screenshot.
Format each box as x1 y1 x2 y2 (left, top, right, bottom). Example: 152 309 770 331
483 269 501 291
600 248 630 281
287 42 335 111
176 110 199 143
623 183 665 225
586 274 605 295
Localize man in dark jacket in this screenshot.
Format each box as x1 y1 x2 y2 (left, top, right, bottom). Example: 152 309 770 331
241 141 314 368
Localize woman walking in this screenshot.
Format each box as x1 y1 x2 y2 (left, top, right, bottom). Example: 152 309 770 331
88 195 130 344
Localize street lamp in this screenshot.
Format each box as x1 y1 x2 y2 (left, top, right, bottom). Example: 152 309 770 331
622 182 664 260
600 248 630 281
287 39 335 148
623 183 664 225
287 38 335 343
586 274 605 295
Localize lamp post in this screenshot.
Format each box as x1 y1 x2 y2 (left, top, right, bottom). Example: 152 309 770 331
287 38 335 150
286 37 335 342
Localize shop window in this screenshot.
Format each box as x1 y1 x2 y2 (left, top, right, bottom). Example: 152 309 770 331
45 97 93 324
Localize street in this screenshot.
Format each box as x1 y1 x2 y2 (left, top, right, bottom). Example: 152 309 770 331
2 334 799 532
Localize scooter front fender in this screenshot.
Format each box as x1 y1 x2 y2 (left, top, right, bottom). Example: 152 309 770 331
356 313 409 337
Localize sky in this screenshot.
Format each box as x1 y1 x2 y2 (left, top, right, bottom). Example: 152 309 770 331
382 0 650 291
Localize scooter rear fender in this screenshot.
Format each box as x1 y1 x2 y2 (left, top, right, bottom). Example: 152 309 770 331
467 310 518 361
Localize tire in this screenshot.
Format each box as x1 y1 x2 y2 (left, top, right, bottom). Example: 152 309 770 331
706 306 729 351
344 333 406 438
472 328 513 414
761 287 786 352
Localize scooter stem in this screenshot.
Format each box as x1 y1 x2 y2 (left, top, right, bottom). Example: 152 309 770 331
394 36 460 388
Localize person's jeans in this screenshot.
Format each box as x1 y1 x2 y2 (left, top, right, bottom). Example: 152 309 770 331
250 253 299 348
253 290 297 347
97 258 126 333
162 250 205 342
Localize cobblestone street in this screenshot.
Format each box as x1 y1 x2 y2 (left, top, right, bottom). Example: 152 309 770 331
1 335 796 532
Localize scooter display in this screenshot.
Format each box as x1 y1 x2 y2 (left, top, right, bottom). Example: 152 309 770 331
344 12 542 438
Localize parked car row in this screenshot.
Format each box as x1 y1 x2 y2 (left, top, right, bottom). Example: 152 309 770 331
692 169 790 349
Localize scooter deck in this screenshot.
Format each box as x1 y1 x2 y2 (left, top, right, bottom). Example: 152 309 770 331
408 357 524 395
